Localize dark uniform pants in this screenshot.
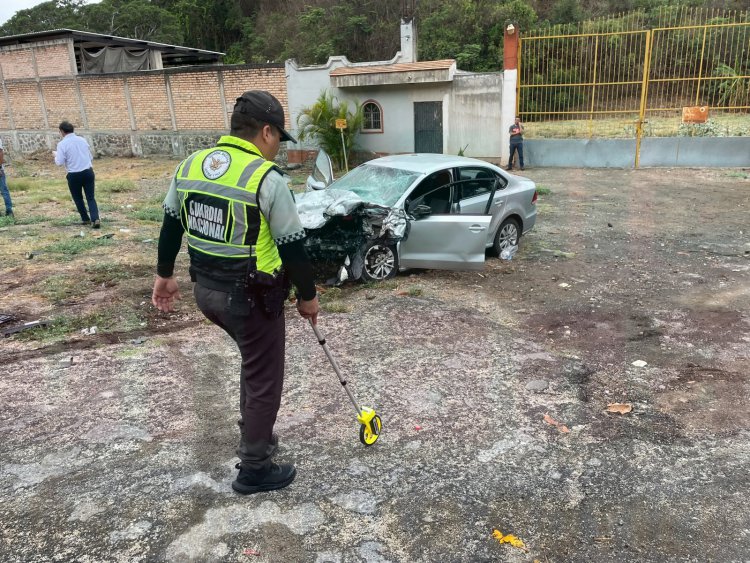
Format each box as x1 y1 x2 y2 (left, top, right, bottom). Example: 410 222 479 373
194 283 284 470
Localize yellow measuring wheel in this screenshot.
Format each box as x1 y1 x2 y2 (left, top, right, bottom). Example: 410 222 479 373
310 320 382 446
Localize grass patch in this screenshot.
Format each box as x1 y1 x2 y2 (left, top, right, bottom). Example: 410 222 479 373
99 179 137 193
525 113 750 139
14 305 147 342
97 202 120 213
147 192 167 205
43 236 113 256
724 171 748 179
50 217 87 227
321 300 352 313
131 206 163 222
11 214 53 225
358 279 399 291
39 274 85 303
6 177 37 192
406 286 424 297
85 262 151 284
536 185 552 195
26 193 63 204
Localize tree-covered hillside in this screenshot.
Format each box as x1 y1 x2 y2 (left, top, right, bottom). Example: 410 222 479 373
1 0 747 70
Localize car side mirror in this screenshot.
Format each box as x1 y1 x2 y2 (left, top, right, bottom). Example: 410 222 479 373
306 177 327 191
411 204 432 218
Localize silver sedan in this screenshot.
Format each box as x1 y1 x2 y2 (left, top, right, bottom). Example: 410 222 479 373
300 151 538 282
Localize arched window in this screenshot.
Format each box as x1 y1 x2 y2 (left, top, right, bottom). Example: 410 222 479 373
362 101 383 133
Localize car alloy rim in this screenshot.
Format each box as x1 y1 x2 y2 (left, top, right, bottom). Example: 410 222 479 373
364 244 395 280
498 223 518 249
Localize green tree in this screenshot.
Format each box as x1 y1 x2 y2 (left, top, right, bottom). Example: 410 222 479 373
296 91 363 170
83 0 182 43
0 0 85 35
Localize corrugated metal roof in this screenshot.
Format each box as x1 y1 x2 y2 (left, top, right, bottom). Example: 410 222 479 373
330 59 455 76
0 28 224 57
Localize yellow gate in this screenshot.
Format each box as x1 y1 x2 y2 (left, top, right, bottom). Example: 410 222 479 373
518 10 750 167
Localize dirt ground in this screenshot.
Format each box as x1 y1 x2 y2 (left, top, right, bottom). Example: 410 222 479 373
1 158 749 562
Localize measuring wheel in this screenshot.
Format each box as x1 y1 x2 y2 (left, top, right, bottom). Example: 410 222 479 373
357 409 382 446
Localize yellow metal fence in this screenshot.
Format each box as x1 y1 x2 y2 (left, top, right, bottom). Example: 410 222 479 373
518 9 750 167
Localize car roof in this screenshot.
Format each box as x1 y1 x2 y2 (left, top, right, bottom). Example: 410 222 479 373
364 153 498 175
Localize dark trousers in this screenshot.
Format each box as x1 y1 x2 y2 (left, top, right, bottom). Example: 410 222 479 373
66 168 99 222
194 283 285 470
508 141 524 169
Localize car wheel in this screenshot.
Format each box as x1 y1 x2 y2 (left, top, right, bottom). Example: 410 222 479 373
361 241 399 281
492 217 520 256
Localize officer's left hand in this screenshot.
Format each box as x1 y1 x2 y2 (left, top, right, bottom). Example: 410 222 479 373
152 275 181 313
297 295 320 325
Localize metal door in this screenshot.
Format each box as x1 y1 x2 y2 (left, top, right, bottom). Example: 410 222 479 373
414 101 443 153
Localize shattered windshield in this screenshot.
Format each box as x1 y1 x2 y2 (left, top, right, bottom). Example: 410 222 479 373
328 164 421 207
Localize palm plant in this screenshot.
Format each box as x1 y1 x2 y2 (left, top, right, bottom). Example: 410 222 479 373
296 91 363 170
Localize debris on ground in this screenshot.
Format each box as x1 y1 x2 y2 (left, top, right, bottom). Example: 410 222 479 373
631 360 648 367
606 403 633 414
492 529 527 551
543 413 570 433
3 320 50 337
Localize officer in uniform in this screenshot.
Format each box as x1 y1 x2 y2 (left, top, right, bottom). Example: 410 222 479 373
152 90 319 494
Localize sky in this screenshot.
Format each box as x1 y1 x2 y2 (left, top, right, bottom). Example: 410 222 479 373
1 0 101 26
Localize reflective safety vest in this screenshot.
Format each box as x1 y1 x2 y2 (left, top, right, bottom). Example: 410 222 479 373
175 137 282 276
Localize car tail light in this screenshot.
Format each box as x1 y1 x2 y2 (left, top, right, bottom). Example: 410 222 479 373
531 190 538 204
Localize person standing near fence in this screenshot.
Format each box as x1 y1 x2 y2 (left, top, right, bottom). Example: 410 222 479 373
0 137 13 218
54 121 101 228
506 116 525 171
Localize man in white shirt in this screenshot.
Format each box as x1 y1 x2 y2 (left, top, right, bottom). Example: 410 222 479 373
0 137 13 218
54 121 100 228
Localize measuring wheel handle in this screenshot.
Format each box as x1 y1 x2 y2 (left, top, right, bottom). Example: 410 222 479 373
357 407 382 446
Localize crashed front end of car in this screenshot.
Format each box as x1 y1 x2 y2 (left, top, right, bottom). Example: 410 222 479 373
296 188 408 283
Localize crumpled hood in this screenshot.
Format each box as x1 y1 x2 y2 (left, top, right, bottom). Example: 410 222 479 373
295 188 409 239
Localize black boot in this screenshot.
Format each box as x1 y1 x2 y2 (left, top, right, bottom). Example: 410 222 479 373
232 462 296 495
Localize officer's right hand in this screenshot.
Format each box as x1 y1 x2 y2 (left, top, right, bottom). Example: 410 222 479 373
297 295 320 325
152 275 181 313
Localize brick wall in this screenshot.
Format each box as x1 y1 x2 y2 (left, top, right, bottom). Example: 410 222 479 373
0 41 73 80
6 82 44 129
33 43 73 77
0 49 36 80
222 67 290 130
1 63 288 156
0 88 9 129
127 75 173 130
79 76 131 129
169 72 225 130
41 79 82 127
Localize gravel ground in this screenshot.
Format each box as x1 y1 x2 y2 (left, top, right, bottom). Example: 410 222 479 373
1 166 749 562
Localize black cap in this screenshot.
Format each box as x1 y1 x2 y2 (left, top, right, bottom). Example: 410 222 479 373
234 90 297 144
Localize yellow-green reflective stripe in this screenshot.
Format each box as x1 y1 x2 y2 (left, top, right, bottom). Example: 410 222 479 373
237 159 267 188
181 153 198 178
231 201 246 245
176 180 257 205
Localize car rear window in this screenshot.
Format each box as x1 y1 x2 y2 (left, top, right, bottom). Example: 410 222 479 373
328 164 421 207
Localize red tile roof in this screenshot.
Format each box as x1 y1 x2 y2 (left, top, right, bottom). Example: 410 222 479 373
330 59 455 76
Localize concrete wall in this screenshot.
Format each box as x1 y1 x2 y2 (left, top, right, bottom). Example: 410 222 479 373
525 137 750 168
448 73 503 158
0 64 288 159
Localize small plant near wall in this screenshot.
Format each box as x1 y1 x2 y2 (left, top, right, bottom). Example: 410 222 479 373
296 91 363 170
